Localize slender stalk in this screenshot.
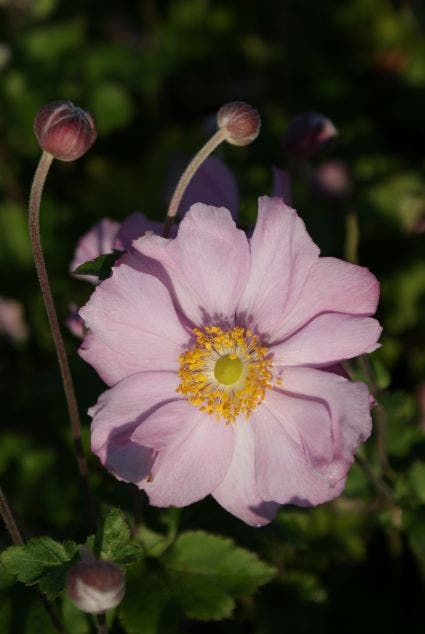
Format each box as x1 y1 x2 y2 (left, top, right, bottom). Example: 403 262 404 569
163 128 227 237
0 486 65 633
0 486 24 546
96 613 108 634
354 454 394 504
28 151 95 530
344 208 359 264
359 355 394 479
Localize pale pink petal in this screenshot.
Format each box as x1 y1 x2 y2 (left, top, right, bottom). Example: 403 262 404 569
133 205 250 325
79 261 190 386
279 366 372 455
212 422 279 526
269 257 380 342
177 156 239 219
71 218 120 284
131 401 234 507
253 369 371 505
90 371 180 484
237 197 319 334
271 166 292 205
65 303 85 338
271 313 381 367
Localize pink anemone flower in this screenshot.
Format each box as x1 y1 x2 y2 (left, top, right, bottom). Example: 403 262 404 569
79 197 381 526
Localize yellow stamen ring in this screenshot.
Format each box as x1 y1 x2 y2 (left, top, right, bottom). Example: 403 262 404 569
177 326 273 423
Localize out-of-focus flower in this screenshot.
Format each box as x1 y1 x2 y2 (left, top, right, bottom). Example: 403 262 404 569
34 101 97 162
0 297 28 344
66 560 125 614
65 303 85 339
80 198 381 526
282 112 337 159
176 156 239 218
70 218 121 284
310 160 355 202
271 167 292 205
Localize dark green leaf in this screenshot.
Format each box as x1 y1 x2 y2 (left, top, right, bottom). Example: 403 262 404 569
162 531 276 621
74 251 123 280
0 537 79 599
98 507 142 566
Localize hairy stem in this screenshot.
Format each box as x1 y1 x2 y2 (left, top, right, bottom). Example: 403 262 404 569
29 151 95 530
163 128 227 238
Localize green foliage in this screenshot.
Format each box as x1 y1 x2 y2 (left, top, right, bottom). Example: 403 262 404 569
97 507 142 566
0 537 79 599
74 251 123 280
119 530 276 631
0 0 424 631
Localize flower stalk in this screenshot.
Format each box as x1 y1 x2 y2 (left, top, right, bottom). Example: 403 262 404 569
163 128 227 237
29 150 95 530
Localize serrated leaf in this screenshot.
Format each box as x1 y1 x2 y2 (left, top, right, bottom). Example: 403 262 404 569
98 507 142 566
162 531 276 621
74 251 123 280
0 537 79 599
1 537 78 584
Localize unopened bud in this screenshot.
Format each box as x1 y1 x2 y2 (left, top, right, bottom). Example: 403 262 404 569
217 101 261 146
34 100 97 161
310 160 354 202
66 560 125 614
282 112 337 159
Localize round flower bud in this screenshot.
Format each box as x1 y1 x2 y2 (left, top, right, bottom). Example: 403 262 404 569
282 112 337 159
66 560 125 614
34 100 97 162
310 160 355 202
217 101 261 146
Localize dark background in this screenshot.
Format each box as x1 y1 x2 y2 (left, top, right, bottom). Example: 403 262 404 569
0 1 424 632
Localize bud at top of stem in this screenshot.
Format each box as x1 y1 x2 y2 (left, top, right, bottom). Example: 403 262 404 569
34 100 97 162
66 560 125 614
217 101 261 146
282 112 337 159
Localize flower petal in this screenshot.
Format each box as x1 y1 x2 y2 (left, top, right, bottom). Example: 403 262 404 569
212 422 280 526
253 368 371 505
269 257 380 342
132 204 250 326
79 261 190 385
237 197 319 334
89 371 181 484
132 401 235 507
271 313 382 367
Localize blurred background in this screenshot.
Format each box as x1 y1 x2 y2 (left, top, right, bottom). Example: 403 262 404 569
0 0 424 632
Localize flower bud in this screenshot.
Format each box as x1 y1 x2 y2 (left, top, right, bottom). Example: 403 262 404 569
66 560 125 614
282 112 337 159
310 160 354 202
217 101 261 146
34 100 97 162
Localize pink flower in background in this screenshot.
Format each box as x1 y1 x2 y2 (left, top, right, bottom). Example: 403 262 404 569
282 112 337 159
0 297 28 344
79 197 381 526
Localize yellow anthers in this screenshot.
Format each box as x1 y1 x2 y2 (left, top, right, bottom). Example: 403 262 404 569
177 326 274 423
